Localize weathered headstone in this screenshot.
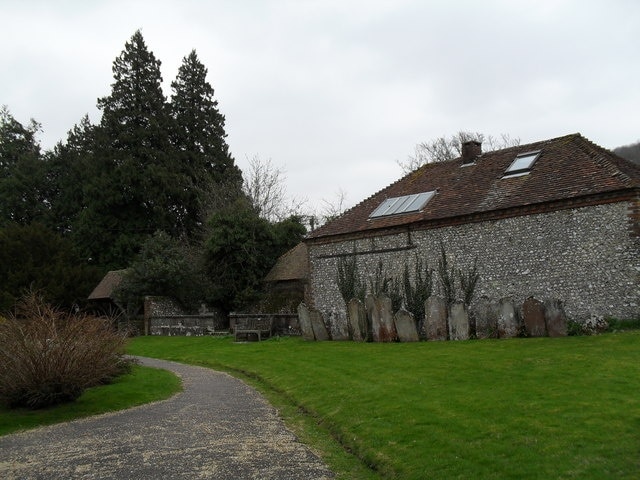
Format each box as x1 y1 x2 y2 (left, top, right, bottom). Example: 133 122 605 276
365 294 377 341
328 310 349 341
473 297 498 339
523 297 547 337
425 296 448 341
377 295 397 342
544 298 568 337
347 298 368 342
497 297 519 338
394 308 419 342
297 303 315 341
366 294 397 342
448 302 470 341
310 308 330 341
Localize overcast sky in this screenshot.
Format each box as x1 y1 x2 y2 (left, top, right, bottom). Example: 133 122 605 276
2 0 639 213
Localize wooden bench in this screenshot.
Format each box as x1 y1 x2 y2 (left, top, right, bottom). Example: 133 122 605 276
234 317 273 342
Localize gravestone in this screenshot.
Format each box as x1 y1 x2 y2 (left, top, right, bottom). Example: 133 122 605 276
365 294 378 340
347 298 368 342
425 296 448 341
394 308 419 342
448 302 470 341
297 303 315 341
329 310 349 341
474 297 498 339
544 298 568 337
366 294 397 342
310 308 330 341
523 297 547 337
497 297 519 338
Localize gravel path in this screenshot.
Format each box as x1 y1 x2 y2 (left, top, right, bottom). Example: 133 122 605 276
0 357 334 479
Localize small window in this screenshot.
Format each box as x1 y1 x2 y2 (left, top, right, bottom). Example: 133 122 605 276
369 191 435 218
503 150 541 177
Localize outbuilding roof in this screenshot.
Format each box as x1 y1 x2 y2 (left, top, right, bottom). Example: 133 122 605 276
88 270 126 300
308 133 640 241
264 243 309 282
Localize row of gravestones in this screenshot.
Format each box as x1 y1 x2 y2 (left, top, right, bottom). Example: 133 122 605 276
297 295 568 342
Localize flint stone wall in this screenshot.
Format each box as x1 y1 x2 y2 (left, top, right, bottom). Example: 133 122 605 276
145 296 226 336
308 202 639 327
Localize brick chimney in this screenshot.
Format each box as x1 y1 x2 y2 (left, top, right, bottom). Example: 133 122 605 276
461 140 482 164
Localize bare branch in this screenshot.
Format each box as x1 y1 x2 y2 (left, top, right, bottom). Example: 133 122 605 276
398 131 521 174
242 155 307 222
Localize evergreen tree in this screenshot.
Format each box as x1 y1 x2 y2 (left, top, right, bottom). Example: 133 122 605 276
0 223 101 312
0 107 47 226
44 115 96 235
77 30 179 268
203 199 305 313
170 50 242 236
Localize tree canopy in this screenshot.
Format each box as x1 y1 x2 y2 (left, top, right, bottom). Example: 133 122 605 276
0 107 48 227
0 223 101 312
0 31 308 314
204 198 305 312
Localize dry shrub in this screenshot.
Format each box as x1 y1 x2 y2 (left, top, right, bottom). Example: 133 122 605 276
0 293 130 409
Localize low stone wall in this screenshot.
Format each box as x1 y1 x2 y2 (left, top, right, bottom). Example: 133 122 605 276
149 315 226 336
144 296 226 336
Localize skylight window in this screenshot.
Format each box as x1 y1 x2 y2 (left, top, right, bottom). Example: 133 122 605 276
369 191 436 218
503 150 541 177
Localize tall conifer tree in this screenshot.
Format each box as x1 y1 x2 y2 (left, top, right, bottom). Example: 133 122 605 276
0 107 47 226
77 31 180 268
170 50 242 235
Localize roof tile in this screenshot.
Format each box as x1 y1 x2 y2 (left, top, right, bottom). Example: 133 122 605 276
308 133 640 240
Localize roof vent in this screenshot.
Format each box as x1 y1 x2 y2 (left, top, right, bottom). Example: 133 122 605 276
461 140 482 165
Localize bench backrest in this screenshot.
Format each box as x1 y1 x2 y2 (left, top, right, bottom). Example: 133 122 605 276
236 317 273 331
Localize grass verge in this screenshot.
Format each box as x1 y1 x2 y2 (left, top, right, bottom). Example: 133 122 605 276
0 364 182 436
127 332 640 480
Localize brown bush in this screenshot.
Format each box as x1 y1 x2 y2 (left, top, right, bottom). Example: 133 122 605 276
0 293 131 409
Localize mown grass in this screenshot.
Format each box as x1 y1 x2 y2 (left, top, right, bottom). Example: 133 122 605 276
128 332 640 479
0 365 182 436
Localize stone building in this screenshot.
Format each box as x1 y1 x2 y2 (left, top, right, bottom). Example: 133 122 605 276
305 133 640 332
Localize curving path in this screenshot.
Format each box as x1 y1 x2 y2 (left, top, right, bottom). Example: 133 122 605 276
0 357 334 479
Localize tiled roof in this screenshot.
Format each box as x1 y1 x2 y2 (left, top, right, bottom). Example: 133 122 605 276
88 270 126 300
264 243 309 282
308 133 640 241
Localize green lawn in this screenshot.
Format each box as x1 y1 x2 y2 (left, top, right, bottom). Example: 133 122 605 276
0 364 182 437
128 333 640 479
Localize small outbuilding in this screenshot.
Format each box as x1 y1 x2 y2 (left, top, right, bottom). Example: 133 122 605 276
262 242 309 312
87 269 127 316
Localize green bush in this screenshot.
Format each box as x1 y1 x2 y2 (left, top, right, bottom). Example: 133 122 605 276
0 293 130 409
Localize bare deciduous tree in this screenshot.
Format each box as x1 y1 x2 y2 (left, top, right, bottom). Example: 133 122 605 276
398 131 520 173
242 155 306 222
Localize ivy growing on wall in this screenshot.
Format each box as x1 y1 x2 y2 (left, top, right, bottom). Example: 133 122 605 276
336 252 366 304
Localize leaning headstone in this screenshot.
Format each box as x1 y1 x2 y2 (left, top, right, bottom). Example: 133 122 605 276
366 294 397 342
523 297 547 337
347 298 368 342
448 302 470 341
310 308 330 341
394 308 419 342
297 303 315 341
544 298 568 337
474 297 498 339
377 295 397 342
497 297 519 338
425 296 448 341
